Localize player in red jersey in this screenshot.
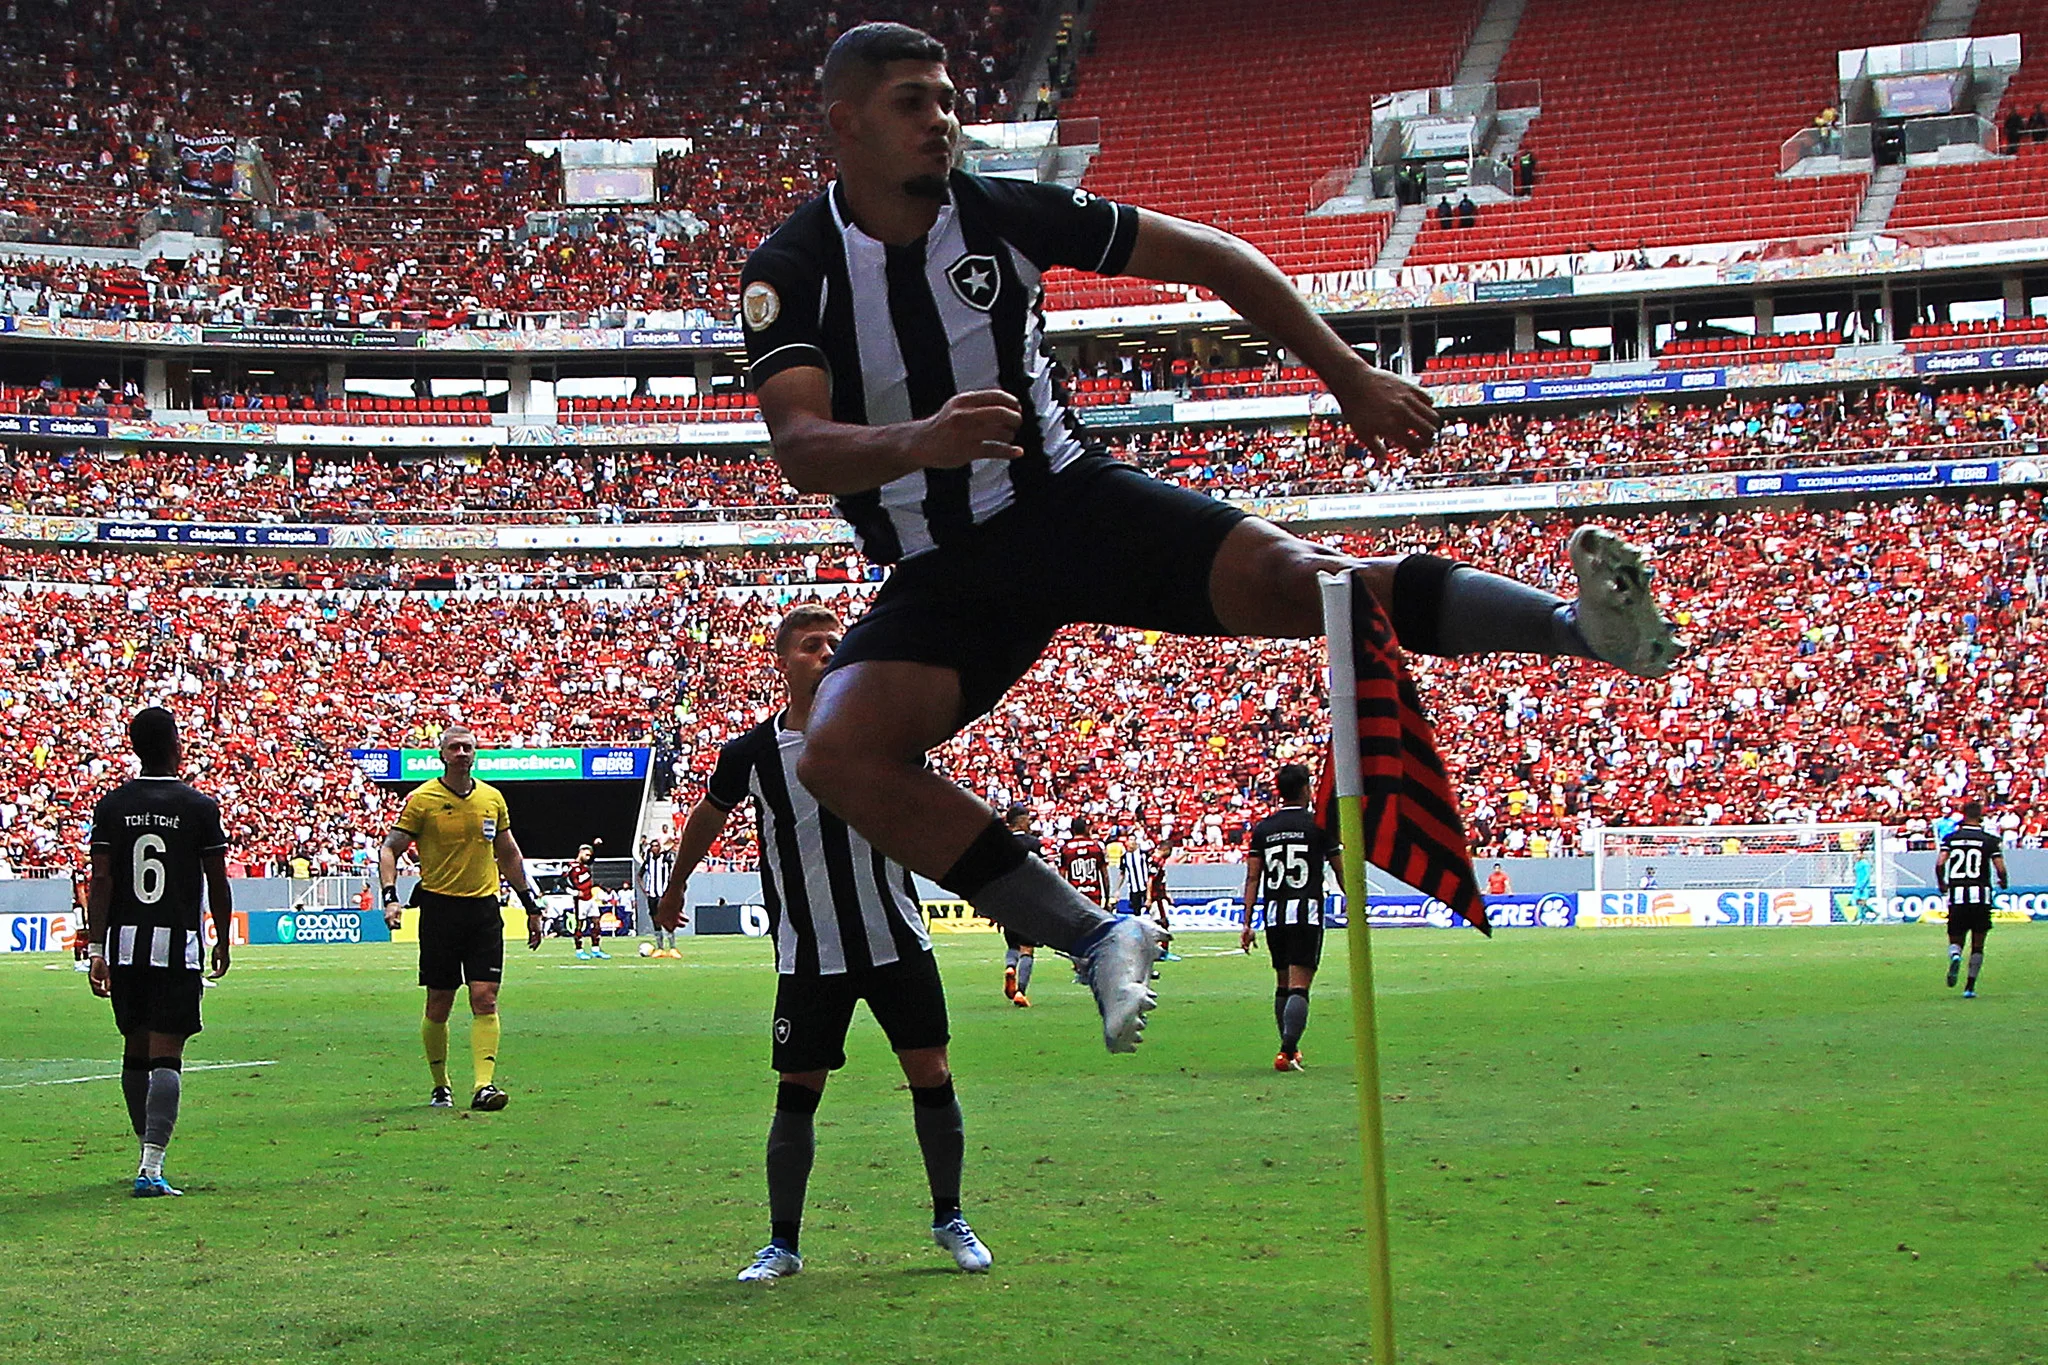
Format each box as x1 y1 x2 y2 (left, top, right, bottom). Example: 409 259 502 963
568 842 609 959
1060 815 1108 910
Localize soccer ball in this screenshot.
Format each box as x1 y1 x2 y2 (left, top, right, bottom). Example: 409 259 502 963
637 942 655 958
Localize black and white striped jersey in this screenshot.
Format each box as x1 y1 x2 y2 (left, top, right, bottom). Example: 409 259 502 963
1939 824 2002 905
1119 842 1153 906
88 776 228 970
740 171 1139 563
1249 806 1338 927
707 713 930 975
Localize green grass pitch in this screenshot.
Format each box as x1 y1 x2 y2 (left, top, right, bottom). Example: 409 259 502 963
3 927 2043 1365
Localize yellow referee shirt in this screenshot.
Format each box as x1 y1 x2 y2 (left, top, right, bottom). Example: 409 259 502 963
395 777 511 899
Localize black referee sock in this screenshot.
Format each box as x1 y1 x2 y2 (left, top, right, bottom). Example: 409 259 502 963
121 1056 150 1139
1281 988 1311 1054
766 1081 821 1253
910 1079 964 1227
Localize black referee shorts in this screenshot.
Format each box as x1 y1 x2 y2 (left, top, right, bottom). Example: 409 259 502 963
827 456 1248 721
1265 922 1325 973
109 966 203 1038
415 889 506 990
770 950 950 1074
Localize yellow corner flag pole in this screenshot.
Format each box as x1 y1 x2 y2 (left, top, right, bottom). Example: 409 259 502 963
1319 570 1396 1365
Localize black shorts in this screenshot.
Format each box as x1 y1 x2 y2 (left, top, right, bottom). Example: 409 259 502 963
109 966 203 1038
827 456 1249 721
415 889 506 990
1266 922 1325 972
1946 903 1993 938
1003 929 1036 952
771 950 950 1074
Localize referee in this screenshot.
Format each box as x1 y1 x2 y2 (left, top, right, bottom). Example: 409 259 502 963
652 605 992 1283
742 23 1680 1054
378 724 545 1111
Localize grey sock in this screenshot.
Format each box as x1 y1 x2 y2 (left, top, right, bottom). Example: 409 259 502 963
1436 566 1594 659
910 1083 964 1219
766 1109 815 1230
121 1060 149 1138
1014 953 1034 996
1004 946 1020 971
143 1067 181 1149
1968 951 1984 986
969 856 1113 953
1274 988 1289 1036
1281 992 1310 1053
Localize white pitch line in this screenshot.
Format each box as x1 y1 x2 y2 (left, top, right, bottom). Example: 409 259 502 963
0 1060 278 1090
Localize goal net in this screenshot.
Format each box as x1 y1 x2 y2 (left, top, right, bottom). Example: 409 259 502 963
1589 824 1894 914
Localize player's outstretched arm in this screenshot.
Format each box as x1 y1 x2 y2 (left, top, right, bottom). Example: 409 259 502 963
202 851 233 980
653 798 732 932
1121 209 1439 460
756 366 1025 494
85 846 113 998
492 829 546 949
1240 854 1263 952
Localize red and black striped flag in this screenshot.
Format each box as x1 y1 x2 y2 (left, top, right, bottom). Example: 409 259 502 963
1318 578 1491 935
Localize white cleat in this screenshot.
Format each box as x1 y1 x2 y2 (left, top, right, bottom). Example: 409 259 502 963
1075 917 1166 1053
933 1216 993 1272
1566 525 1680 679
736 1244 803 1282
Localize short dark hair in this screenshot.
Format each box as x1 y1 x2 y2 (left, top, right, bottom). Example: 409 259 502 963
1963 800 1985 821
774 604 841 656
1004 803 1031 827
129 707 179 771
1277 763 1312 802
1070 812 1090 836
820 22 946 106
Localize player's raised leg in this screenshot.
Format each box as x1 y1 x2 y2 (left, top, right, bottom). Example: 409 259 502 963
1206 515 1677 675
802 665 1161 1052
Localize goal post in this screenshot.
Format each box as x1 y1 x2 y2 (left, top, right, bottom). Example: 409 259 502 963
1589 823 1896 918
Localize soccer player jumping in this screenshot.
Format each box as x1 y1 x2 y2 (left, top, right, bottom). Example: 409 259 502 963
742 22 1678 1053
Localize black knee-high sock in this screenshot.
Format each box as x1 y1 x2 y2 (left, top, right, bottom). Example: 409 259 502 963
1389 555 1593 659
1274 987 1290 1041
910 1079 964 1225
143 1057 182 1149
1281 987 1311 1054
121 1056 149 1138
766 1081 820 1252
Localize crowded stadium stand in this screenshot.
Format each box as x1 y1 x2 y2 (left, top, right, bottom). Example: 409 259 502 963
4 487 2043 878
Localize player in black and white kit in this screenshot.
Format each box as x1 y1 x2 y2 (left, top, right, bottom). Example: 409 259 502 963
742 22 1678 1058
653 605 991 1283
83 708 233 1197
1241 765 1341 1072
1936 800 2006 998
1001 803 1043 1007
